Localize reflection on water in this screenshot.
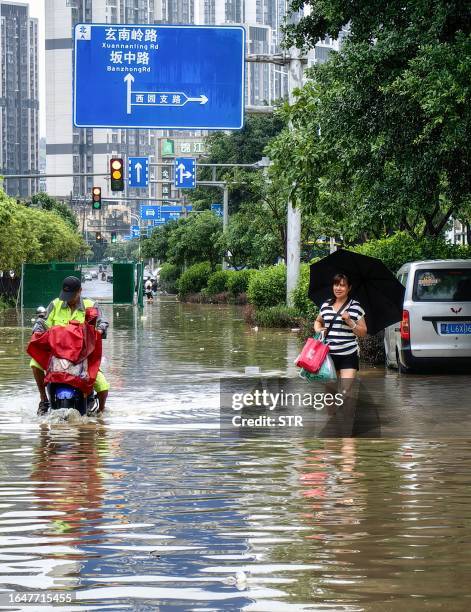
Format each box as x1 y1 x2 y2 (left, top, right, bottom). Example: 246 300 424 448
0 296 470 610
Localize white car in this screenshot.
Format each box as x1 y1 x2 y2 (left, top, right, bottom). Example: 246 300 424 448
84 273 92 281
384 260 471 371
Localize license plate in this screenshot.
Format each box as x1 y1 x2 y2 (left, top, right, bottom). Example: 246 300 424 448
440 322 471 334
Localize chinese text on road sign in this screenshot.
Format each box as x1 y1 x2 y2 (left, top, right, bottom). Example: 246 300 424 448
74 24 245 130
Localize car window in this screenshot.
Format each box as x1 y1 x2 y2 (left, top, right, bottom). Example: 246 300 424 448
413 269 471 302
398 272 408 287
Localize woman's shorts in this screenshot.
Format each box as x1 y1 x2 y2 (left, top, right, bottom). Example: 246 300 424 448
30 358 110 393
330 351 359 371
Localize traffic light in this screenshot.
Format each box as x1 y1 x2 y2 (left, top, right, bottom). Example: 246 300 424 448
92 186 101 210
96 232 102 242
110 158 124 191
111 231 117 243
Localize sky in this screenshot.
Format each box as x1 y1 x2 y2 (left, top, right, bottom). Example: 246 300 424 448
24 0 46 136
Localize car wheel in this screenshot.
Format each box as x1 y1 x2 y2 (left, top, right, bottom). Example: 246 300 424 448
396 348 409 374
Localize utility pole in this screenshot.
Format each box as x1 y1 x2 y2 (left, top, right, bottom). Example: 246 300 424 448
286 49 304 306
246 51 306 305
222 184 229 270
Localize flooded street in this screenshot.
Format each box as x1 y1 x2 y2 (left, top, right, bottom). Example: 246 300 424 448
0 282 471 610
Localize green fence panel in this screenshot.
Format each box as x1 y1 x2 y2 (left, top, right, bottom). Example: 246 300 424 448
22 263 81 308
136 262 144 308
112 263 135 304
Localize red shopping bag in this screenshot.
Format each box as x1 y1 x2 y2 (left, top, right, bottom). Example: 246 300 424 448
295 337 330 374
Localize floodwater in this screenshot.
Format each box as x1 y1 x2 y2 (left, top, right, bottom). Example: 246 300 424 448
0 280 471 610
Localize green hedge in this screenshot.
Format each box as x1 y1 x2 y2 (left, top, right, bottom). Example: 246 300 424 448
177 261 212 295
247 264 286 309
159 262 180 293
207 270 230 295
354 232 471 272
290 263 319 320
227 269 256 296
253 305 302 328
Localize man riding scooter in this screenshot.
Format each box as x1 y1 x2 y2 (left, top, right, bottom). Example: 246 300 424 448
30 276 110 415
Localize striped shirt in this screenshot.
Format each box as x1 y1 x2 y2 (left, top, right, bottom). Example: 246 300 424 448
320 299 365 355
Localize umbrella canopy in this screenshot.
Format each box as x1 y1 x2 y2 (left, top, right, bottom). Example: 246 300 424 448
309 249 405 335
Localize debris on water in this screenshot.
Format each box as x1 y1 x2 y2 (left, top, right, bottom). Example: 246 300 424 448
199 347 205 351
251 326 259 332
291 327 300 332
224 570 248 589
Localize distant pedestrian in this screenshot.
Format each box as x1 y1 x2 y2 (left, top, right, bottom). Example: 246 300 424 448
144 279 154 303
314 273 367 379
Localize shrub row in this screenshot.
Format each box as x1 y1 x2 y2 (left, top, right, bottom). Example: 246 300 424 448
175 263 256 298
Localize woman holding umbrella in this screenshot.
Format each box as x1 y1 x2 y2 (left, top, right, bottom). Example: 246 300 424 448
314 273 367 379
309 249 405 379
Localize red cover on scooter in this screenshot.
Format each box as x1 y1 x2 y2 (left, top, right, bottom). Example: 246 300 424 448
27 321 102 395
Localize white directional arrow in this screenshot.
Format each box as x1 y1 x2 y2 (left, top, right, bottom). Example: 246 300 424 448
186 94 208 105
124 73 135 114
176 163 193 184
135 162 142 183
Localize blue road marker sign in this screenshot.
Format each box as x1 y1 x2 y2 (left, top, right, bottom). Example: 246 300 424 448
140 205 161 220
211 203 223 217
123 235 132 241
74 24 245 130
129 157 149 188
174 158 196 188
131 225 141 238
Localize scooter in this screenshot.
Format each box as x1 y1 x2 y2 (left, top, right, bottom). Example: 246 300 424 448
47 383 99 417
33 307 100 418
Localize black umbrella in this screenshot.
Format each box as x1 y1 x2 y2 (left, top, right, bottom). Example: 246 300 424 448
308 249 405 335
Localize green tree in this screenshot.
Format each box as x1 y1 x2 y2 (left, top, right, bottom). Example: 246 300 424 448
223 169 339 267
167 211 224 268
29 192 79 230
0 190 86 270
189 113 286 212
140 219 179 261
141 212 224 268
273 0 471 241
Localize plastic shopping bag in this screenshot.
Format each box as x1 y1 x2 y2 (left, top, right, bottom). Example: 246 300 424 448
300 353 337 382
294 336 330 374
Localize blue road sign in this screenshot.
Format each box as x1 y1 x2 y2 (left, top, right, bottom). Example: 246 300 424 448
74 24 245 130
161 205 183 213
211 203 223 217
174 158 196 188
140 205 160 220
123 235 132 241
129 157 149 188
131 225 141 237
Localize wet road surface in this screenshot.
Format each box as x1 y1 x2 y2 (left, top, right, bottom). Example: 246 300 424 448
0 280 470 610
